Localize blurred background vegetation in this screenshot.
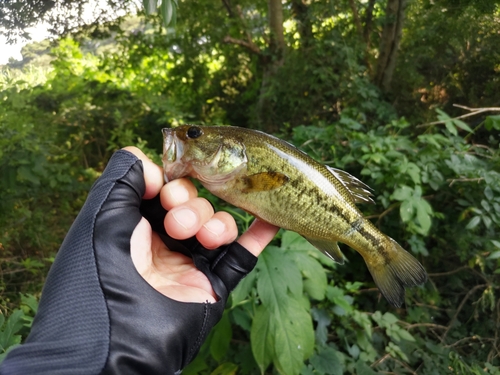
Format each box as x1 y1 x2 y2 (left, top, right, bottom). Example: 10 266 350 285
1 0 500 373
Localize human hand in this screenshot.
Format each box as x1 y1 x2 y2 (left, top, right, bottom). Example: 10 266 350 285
125 146 279 303
0 146 278 375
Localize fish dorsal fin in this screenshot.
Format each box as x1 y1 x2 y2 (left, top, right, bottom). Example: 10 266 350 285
305 237 345 264
239 172 289 193
326 166 374 204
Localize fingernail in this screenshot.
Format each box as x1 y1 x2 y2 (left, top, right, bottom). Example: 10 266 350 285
169 182 190 204
203 218 226 237
172 208 197 230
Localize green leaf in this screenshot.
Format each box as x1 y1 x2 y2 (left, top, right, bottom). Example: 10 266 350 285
20 294 38 314
485 115 500 131
482 215 492 228
352 311 372 338
312 308 331 346
453 119 474 133
484 186 494 200
326 286 353 315
309 347 343 375
400 199 414 222
466 216 481 230
382 312 399 325
355 360 378 375
210 312 232 362
281 231 315 252
0 310 24 352
251 299 314 375
444 120 457 136
415 198 432 234
394 327 416 342
251 304 274 373
406 162 421 184
436 109 457 135
392 185 413 201
290 250 327 301
142 0 157 14
256 247 303 308
210 362 238 375
230 269 256 308
487 251 500 260
273 299 315 375
160 0 177 27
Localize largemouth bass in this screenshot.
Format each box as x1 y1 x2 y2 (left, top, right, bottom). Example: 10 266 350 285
162 125 427 307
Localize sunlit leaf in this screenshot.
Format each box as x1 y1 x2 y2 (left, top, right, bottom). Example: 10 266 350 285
160 0 177 27
142 0 157 15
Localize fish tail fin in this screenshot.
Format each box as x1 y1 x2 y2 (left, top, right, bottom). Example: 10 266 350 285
365 237 428 307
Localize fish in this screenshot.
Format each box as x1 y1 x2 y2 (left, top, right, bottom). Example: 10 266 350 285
161 125 428 307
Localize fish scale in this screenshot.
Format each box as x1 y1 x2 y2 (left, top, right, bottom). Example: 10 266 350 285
162 125 428 307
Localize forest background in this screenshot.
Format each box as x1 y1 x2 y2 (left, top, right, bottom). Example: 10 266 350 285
1 0 500 374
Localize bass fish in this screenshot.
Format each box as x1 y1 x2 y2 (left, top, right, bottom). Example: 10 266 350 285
162 125 427 307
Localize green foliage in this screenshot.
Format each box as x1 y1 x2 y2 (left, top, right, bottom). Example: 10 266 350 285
0 295 38 362
1 3 500 374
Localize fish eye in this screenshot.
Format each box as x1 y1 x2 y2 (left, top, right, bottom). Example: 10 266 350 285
187 126 203 139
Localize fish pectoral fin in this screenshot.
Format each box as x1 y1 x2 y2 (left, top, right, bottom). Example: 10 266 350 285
305 238 345 264
239 172 289 193
326 166 374 204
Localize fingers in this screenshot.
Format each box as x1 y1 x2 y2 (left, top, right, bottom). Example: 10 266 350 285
122 146 164 199
237 219 280 257
124 151 279 255
161 179 239 249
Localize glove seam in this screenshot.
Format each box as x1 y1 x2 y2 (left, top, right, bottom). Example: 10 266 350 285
210 247 228 271
187 302 210 364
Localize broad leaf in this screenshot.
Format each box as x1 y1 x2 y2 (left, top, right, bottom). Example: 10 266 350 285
210 312 232 362
256 247 303 308
272 298 315 375
309 346 343 374
251 304 275 373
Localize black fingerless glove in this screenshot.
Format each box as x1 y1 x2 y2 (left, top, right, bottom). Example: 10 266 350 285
0 150 257 375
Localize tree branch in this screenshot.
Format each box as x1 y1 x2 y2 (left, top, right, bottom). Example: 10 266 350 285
223 36 262 55
417 105 500 128
222 3 262 56
440 284 487 343
221 0 234 17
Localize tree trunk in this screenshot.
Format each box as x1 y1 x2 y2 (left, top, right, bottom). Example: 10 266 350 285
256 0 285 131
268 0 285 60
374 0 407 91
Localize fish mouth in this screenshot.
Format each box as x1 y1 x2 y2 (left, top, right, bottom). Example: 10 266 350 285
161 128 190 182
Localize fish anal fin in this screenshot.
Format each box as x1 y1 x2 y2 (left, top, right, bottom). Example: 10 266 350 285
305 238 345 264
239 172 289 193
365 237 428 307
326 166 374 204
